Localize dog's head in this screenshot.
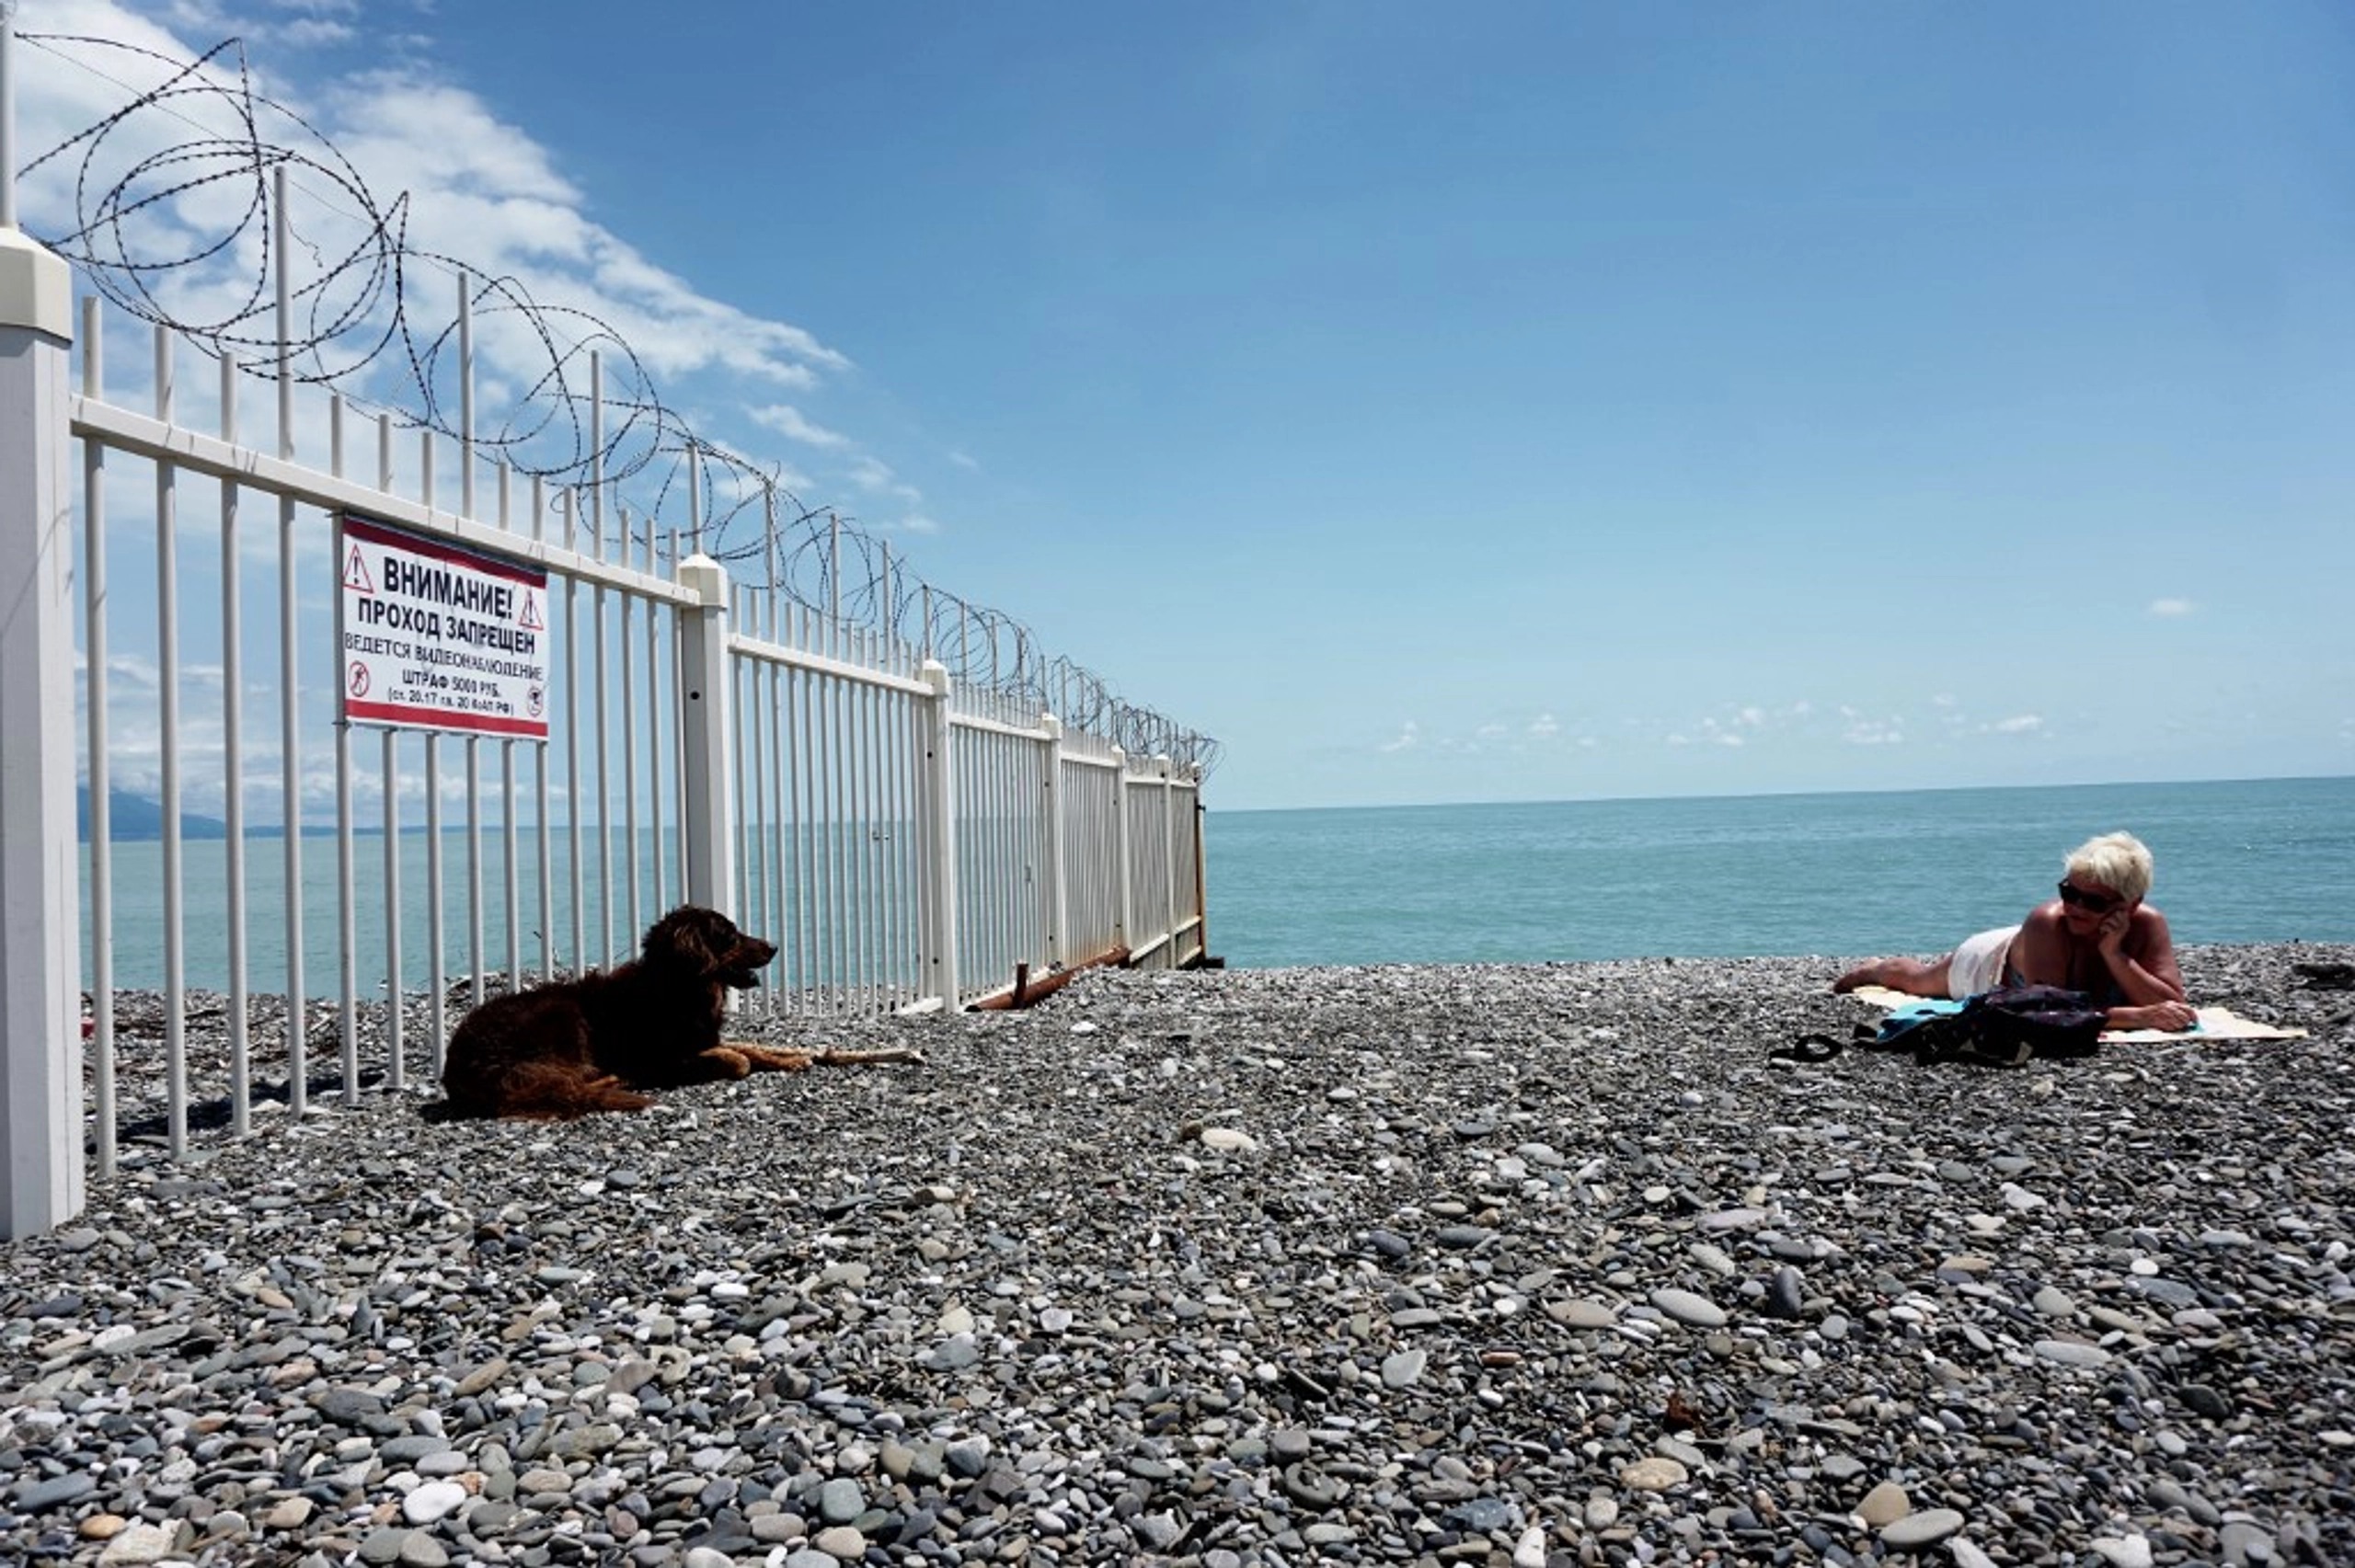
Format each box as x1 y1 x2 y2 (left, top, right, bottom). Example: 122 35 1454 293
645 905 777 989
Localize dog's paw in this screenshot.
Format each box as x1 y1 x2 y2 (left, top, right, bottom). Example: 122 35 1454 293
729 1044 817 1073
703 1047 757 1079
817 1046 927 1068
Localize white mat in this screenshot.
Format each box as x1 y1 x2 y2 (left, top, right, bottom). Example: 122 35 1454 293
1845 986 2306 1043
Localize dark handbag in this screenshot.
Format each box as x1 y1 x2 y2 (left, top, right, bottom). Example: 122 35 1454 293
1878 984 2107 1067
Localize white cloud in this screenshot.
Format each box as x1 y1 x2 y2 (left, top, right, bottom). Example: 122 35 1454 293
2148 598 2196 618
1987 714 2043 735
1842 718 1903 747
1527 714 1558 738
1736 705 1764 727
846 456 924 506
161 0 376 44
1694 714 1749 745
18 7 854 482
278 17 359 50
1476 723 1509 741
747 404 852 451
1379 721 1420 754
947 449 982 472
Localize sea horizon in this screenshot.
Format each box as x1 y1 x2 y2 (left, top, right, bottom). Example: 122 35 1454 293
1207 768 2355 820
1205 773 2355 970
83 768 2355 841
75 773 2355 989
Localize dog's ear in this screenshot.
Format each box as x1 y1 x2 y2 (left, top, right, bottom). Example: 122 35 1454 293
646 906 710 971
648 905 738 975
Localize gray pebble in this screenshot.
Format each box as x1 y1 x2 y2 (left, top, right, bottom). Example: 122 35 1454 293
1880 1508 1968 1547
1650 1287 1727 1328
8 949 2349 1568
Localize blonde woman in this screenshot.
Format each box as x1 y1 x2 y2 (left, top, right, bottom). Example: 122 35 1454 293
1834 832 2195 1031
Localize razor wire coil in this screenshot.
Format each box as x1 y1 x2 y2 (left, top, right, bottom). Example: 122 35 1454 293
16 29 1219 773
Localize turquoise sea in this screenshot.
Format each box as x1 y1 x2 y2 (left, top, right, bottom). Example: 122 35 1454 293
83 775 2355 990
1204 775 2355 969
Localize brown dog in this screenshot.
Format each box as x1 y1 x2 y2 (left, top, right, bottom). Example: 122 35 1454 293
438 905 905 1119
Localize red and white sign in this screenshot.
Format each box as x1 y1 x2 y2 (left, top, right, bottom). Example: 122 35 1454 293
339 513 550 738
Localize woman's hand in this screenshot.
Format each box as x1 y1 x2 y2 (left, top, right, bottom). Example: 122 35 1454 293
2111 1000 2197 1032
2096 906 2132 957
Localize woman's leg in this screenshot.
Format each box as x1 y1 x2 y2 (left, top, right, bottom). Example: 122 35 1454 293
1832 954 1954 996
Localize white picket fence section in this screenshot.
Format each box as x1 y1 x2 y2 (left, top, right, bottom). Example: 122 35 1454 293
0 226 1209 1238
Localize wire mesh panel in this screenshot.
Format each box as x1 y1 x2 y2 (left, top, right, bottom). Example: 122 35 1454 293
730 607 931 1021
19 27 1216 1209
1169 777 1205 967
68 300 705 1170
61 291 1214 1182
1124 763 1179 970
951 716 1051 1006
1061 752 1126 966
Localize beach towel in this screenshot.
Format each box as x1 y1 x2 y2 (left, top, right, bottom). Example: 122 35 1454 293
1845 985 2307 1043
2099 1008 2311 1043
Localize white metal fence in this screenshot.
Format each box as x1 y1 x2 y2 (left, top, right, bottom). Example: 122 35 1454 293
0 236 1209 1239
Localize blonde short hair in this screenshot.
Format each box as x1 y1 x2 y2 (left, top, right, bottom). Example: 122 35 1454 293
2065 831 2154 904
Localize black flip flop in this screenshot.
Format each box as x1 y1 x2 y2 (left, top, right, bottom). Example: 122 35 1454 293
1770 1033 1844 1065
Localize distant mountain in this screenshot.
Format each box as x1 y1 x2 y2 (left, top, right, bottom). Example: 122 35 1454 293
77 786 230 841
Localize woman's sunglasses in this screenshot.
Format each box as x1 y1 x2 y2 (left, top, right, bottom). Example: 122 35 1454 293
2056 880 2120 913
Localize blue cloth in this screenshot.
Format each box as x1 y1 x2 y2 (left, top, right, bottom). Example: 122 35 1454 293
1875 997 1965 1047
1889 998 1966 1021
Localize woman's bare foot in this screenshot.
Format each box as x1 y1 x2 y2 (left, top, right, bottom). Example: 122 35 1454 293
1832 956 1949 997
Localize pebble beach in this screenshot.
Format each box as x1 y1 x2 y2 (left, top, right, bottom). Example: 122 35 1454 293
5 944 2353 1568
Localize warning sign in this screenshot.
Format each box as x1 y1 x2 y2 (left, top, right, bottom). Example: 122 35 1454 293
339 513 551 738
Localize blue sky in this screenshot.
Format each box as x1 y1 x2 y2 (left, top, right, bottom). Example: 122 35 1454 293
17 0 2355 812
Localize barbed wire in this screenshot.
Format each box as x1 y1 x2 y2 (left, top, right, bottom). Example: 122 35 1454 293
14 29 1220 774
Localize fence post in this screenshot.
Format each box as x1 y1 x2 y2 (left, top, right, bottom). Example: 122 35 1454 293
1040 715 1065 970
918 660 958 1008
1189 768 1209 965
676 554 735 913
1111 748 1132 956
0 220 86 1238
1155 755 1176 967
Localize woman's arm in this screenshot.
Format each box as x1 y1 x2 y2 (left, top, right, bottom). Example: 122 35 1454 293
2098 906 2186 1006
2107 999 2198 1030
2018 901 2194 1029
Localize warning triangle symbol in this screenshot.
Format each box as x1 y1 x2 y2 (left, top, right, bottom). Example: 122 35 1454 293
519 589 545 631
343 544 375 594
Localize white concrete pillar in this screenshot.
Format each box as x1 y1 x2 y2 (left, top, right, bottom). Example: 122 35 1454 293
675 553 734 914
1039 714 1065 969
0 223 85 1237
1111 747 1132 954
1155 754 1176 966
918 660 958 1008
